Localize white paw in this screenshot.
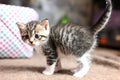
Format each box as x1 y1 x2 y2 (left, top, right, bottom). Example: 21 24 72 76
73 72 85 78
42 70 54 75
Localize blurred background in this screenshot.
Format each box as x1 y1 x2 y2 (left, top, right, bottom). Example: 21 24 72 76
0 1 120 79
0 0 120 49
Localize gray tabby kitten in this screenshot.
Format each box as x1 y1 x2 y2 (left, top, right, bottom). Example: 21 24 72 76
16 0 112 78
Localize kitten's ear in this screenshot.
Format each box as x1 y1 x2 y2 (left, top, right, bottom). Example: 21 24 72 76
40 19 49 30
16 22 26 30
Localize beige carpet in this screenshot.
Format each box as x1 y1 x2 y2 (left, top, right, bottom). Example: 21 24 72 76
0 48 120 80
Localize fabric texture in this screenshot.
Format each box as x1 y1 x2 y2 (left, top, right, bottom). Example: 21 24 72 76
0 48 119 80
0 4 39 58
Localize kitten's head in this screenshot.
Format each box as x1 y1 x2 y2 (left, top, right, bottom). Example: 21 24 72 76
16 19 50 46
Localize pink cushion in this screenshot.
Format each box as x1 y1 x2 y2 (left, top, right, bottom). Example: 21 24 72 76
0 4 39 58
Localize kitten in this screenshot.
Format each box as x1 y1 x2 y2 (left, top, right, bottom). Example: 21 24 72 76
16 0 112 77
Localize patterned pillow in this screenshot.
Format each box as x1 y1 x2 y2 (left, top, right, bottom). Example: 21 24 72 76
0 4 39 58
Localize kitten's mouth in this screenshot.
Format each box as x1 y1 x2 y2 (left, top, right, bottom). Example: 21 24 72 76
30 44 35 46
26 41 35 46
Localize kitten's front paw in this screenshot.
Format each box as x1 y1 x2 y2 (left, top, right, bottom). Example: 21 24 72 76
42 69 54 75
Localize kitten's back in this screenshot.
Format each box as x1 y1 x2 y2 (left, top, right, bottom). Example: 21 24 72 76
51 23 94 56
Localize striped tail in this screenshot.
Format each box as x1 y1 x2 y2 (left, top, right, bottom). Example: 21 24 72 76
92 0 112 35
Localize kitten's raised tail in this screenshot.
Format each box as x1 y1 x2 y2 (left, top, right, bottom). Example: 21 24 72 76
92 0 112 35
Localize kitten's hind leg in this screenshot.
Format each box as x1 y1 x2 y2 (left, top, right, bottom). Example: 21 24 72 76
73 53 91 78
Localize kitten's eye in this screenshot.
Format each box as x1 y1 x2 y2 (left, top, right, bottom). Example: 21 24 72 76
35 34 40 39
22 35 29 39
25 35 29 39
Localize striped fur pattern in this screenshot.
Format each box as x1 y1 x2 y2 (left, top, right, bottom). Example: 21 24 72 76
92 0 112 35
16 0 112 78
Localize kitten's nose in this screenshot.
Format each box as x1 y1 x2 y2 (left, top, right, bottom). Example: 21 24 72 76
30 41 33 44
